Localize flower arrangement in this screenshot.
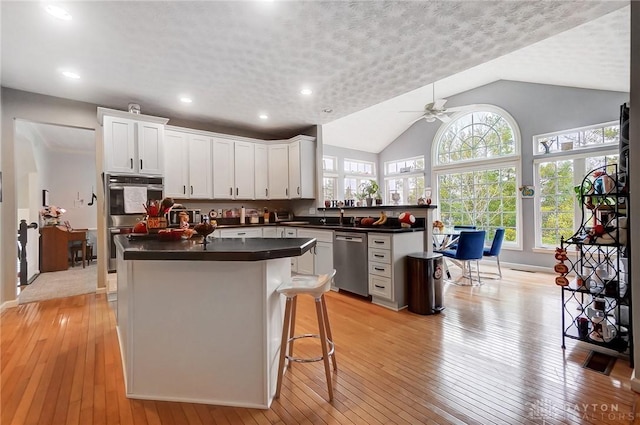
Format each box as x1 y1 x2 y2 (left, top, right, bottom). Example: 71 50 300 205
40 205 66 225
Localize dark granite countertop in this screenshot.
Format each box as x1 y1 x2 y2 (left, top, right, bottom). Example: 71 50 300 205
285 223 424 233
206 219 425 233
114 235 316 262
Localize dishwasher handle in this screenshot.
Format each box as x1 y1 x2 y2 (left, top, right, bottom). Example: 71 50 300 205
335 235 364 243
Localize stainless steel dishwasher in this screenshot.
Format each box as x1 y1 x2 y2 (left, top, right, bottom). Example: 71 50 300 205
333 231 369 297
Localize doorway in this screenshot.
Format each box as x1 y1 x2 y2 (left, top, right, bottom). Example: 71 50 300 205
14 120 98 303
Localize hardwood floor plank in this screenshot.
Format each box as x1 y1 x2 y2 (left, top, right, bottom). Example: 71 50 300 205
2 269 638 425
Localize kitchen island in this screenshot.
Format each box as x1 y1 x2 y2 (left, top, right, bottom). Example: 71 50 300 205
114 235 315 409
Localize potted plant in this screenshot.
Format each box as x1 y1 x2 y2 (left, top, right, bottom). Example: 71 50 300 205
359 180 379 207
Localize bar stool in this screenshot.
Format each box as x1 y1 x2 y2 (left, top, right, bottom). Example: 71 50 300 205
275 269 337 401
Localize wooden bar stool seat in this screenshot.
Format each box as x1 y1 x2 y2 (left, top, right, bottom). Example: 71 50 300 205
275 269 337 401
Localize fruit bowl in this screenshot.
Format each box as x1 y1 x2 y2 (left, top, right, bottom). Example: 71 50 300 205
157 229 184 241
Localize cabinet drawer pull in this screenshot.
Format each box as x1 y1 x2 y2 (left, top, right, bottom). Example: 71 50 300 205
297 186 300 195
229 187 233 196
130 158 133 169
374 254 384 258
140 159 143 169
374 284 385 289
374 240 384 244
190 186 193 195
236 187 239 196
237 232 246 236
374 267 385 271
183 185 186 194
266 188 268 197
286 188 288 196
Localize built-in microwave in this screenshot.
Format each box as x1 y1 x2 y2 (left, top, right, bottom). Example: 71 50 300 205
167 209 201 227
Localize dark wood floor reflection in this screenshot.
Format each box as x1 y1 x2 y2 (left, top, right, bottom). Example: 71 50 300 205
2 266 638 424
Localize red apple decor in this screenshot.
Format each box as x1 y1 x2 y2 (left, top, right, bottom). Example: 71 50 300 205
398 212 416 228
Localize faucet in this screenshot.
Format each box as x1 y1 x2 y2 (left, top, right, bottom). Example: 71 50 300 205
339 209 344 226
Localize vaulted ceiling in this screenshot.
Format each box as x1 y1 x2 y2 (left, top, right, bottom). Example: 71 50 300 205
1 1 629 153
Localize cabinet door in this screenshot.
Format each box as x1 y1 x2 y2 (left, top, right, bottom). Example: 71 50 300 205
104 116 136 174
262 227 278 238
164 130 189 198
288 140 301 199
315 241 333 275
254 144 269 200
137 122 164 176
212 138 235 199
268 144 289 199
234 141 255 200
297 249 315 275
188 135 213 198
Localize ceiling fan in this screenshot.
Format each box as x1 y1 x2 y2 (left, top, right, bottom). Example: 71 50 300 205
401 84 470 124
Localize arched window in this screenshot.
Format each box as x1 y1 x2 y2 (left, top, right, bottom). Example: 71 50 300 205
433 105 521 246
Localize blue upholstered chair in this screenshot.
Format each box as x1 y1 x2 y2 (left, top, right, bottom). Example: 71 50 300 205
483 228 505 278
437 230 486 285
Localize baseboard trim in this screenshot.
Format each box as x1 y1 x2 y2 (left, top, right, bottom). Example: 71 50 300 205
493 261 551 274
630 370 640 393
1 299 19 312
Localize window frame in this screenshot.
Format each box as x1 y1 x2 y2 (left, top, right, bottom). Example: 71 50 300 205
432 105 522 249
384 156 426 205
321 155 339 201
532 121 619 156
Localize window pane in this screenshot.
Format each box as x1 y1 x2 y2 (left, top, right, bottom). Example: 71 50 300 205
322 177 337 201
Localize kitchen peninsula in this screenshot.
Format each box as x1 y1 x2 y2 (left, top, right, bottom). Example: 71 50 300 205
114 235 316 408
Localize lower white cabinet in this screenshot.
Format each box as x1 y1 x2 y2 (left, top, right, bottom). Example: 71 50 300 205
296 229 334 276
216 228 263 238
262 227 279 238
281 227 297 271
367 232 423 311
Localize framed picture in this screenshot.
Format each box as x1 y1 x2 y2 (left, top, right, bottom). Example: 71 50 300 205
520 185 535 198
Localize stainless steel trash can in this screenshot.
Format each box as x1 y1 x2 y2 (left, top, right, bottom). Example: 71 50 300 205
407 252 444 315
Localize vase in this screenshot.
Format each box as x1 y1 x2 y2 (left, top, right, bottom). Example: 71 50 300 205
366 197 373 207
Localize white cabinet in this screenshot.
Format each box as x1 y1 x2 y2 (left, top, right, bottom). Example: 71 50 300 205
288 136 316 199
164 130 212 199
212 138 235 199
268 144 289 199
281 227 298 272
217 228 263 238
262 227 279 238
296 229 333 276
254 144 269 200
367 232 423 311
103 116 165 176
234 141 255 200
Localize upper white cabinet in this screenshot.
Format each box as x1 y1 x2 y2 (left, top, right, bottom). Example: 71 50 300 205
288 136 316 199
164 130 212 199
234 141 255 200
268 144 289 199
254 144 269 200
212 138 235 199
100 108 168 176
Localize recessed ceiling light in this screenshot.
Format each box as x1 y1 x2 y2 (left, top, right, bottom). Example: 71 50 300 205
259 114 269 120
322 108 333 113
45 5 72 20
180 97 193 103
300 88 313 96
61 71 80 79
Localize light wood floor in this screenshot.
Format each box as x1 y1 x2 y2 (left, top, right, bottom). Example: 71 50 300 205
2 266 639 425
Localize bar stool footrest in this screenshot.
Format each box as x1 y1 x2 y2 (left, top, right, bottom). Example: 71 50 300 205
286 334 335 363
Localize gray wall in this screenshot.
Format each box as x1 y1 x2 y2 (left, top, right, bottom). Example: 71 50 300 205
379 80 629 268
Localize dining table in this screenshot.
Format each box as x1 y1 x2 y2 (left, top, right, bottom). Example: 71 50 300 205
432 229 465 280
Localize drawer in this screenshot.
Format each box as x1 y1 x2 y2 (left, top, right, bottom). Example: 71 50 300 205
368 248 390 264
368 234 391 250
296 229 333 243
219 228 263 238
369 275 392 300
369 262 391 278
283 228 297 238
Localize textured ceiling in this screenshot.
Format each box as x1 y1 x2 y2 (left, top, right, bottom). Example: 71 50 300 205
1 1 628 146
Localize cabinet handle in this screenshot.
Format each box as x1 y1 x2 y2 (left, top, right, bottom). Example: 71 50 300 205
140 159 143 170
130 158 133 169
374 284 385 289
236 188 239 196
191 186 194 195
374 240 384 244
230 187 233 196
266 188 268 197
374 267 385 271
238 232 246 236
286 188 288 196
374 254 384 258
297 186 300 195
183 185 186 194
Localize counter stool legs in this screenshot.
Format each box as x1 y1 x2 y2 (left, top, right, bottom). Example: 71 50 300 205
275 292 337 402
315 295 334 400
275 296 293 399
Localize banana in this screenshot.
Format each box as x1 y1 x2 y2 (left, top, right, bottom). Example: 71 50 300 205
372 211 387 226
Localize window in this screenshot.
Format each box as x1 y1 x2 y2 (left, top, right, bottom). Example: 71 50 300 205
534 123 619 248
384 156 425 204
433 106 520 246
343 159 376 199
322 156 338 201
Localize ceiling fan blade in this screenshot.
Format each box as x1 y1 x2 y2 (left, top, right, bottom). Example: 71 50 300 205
437 114 452 123
399 110 426 113
433 98 447 110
